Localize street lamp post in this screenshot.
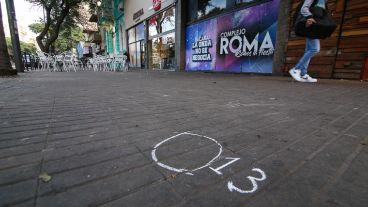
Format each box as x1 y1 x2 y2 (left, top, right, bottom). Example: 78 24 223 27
5 0 24 72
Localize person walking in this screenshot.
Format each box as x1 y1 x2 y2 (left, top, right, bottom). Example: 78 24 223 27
123 50 130 71
289 0 328 83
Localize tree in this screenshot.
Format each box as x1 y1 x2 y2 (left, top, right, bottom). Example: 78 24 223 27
29 22 84 53
29 22 44 34
54 26 84 52
6 37 37 54
0 1 16 76
26 0 88 53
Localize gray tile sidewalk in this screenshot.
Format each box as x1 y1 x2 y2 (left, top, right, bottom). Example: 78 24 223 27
0 71 367 207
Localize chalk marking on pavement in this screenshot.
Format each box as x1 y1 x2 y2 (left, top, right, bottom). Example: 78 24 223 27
227 168 267 194
151 132 222 174
209 157 240 175
152 132 267 194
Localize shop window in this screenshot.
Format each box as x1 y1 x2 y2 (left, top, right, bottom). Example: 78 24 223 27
128 22 145 68
149 33 175 70
198 0 226 19
136 23 145 41
187 0 268 23
128 27 136 44
147 7 176 70
149 7 175 38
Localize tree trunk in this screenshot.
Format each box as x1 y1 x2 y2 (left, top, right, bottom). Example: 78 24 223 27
0 1 16 76
36 3 72 53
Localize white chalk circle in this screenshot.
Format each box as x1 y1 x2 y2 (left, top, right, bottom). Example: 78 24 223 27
151 132 223 175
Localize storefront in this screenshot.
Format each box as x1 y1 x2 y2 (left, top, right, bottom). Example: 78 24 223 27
125 0 176 70
122 0 368 79
124 0 281 73
184 0 280 74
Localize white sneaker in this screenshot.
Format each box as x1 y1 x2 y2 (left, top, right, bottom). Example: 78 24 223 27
289 68 302 82
300 74 318 83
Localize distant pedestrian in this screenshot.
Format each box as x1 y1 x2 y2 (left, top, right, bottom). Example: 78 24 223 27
123 51 130 71
289 0 329 83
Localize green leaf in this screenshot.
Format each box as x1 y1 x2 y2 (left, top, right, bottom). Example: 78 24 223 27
38 172 52 183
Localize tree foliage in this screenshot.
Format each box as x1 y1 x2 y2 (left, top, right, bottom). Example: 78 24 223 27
6 37 37 54
29 21 84 53
25 0 89 53
54 26 84 52
29 23 44 34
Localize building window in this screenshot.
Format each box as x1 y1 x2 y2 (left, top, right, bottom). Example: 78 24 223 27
128 22 145 68
148 7 175 38
187 0 268 23
148 7 176 70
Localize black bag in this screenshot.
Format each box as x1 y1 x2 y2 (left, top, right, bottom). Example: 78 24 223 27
294 1 337 39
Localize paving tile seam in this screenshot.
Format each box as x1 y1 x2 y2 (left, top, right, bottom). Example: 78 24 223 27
0 140 46 150
0 106 162 127
37 107 255 162
311 135 367 206
0 131 48 142
147 113 327 194
92 179 172 207
1 92 283 114
237 113 368 206
46 100 255 139
0 98 190 118
35 163 164 200
231 105 347 153
0 146 45 160
0 104 204 137
0 99 140 111
29 115 298 195
0 100 354 133
0 108 282 186
2 72 366 206
19 92 211 107
0 101 175 120
0 125 120 150
239 107 364 164
40 106 320 158
41 110 215 144
0 107 184 141
180 116 294 155
174 108 364 205
33 96 56 203
0 109 232 170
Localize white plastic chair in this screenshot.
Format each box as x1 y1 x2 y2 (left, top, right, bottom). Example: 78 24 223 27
63 52 77 72
37 52 53 71
112 54 127 72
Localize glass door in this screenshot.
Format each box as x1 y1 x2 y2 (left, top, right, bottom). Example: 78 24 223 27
140 41 145 69
148 6 176 70
127 23 145 68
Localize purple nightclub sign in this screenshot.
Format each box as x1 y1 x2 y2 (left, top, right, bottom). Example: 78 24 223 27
185 0 280 73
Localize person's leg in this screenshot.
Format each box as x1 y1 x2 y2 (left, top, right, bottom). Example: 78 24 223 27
295 38 320 76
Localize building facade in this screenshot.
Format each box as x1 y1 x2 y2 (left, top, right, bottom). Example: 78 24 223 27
109 0 368 79
124 0 176 69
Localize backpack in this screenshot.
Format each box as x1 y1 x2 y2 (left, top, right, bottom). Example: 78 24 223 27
293 0 318 27
293 0 337 39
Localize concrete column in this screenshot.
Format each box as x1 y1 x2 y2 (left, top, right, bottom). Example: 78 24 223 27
272 0 291 75
175 0 186 71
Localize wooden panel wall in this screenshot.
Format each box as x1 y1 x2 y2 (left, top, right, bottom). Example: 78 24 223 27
333 0 368 79
283 0 368 80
